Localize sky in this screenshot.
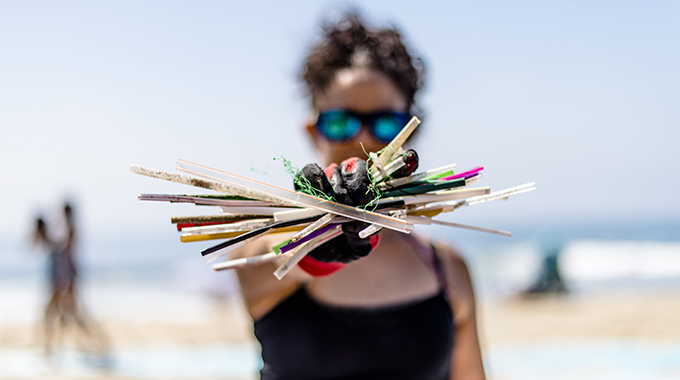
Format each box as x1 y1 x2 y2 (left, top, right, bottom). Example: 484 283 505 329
1 0 678 243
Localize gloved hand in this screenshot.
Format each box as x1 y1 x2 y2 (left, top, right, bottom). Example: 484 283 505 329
294 157 379 263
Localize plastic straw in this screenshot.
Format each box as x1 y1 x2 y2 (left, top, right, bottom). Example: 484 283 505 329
220 206 297 216
290 213 336 243
176 159 413 233
212 252 291 271
437 167 484 181
200 214 320 262
398 187 491 206
381 163 457 189
409 183 536 216
380 178 467 198
465 174 483 186
405 215 511 237
182 226 302 244
430 219 511 237
358 224 382 239
465 182 536 206
273 226 343 280
279 223 339 253
372 156 406 183
274 208 325 222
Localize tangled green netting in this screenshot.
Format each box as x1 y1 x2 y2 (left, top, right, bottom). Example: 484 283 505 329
275 154 382 212
274 156 336 202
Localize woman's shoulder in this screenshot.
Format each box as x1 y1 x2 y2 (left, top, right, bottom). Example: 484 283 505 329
429 240 477 327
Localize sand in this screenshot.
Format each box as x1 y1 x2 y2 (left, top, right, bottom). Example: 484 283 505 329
2 290 679 379
479 290 680 348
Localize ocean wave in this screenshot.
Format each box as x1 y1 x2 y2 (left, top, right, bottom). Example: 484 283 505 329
562 240 680 281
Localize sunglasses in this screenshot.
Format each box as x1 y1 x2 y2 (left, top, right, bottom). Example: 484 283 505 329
315 109 410 143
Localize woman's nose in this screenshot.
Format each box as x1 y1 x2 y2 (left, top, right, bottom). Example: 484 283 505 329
355 123 383 150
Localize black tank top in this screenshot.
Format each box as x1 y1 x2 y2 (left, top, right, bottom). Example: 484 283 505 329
254 238 454 380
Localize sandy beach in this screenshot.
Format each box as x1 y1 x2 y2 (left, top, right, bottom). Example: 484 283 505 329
480 290 680 347
2 288 679 379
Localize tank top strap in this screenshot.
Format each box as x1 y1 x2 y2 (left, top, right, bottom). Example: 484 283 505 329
402 234 449 299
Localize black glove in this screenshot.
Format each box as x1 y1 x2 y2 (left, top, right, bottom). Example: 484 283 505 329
294 157 378 263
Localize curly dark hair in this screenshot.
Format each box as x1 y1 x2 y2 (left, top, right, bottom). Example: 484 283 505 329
302 12 425 114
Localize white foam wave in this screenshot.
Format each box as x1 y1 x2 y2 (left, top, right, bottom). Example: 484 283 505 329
561 240 680 281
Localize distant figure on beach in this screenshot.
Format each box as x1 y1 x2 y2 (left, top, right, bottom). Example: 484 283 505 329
522 229 567 295
31 202 110 364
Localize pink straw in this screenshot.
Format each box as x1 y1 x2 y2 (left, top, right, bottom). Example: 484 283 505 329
438 166 484 181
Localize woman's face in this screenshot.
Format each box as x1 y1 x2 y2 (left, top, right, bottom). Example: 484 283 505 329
307 67 408 166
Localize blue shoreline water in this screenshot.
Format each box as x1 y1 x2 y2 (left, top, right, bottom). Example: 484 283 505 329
1 340 679 380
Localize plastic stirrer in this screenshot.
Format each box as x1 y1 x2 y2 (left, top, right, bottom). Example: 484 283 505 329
176 159 413 234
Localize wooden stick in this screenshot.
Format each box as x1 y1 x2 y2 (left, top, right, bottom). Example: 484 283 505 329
370 116 420 176
181 219 274 237
130 165 279 203
139 193 279 207
171 214 272 224
176 159 413 233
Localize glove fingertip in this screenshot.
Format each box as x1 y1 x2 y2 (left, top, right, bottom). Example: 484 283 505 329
297 163 334 198
369 234 381 249
323 163 337 180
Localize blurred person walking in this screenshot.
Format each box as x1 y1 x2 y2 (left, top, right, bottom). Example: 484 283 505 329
32 214 65 356
31 202 110 366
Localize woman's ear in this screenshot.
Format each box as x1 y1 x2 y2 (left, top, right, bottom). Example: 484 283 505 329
305 120 321 150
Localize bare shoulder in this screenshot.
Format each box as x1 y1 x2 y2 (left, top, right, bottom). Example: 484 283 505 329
432 242 477 326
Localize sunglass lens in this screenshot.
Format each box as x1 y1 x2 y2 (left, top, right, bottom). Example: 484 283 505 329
371 114 408 143
317 111 362 141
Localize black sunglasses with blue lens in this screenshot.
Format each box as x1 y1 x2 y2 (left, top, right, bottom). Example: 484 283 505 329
315 110 410 144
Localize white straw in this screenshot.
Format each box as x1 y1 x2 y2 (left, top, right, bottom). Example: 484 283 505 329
290 213 336 243
212 252 291 271
358 224 382 239
273 226 343 280
404 215 511 237
176 159 413 234
380 163 457 189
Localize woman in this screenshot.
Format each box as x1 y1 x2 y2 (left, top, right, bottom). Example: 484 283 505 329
32 204 108 361
233 13 485 380
32 215 74 355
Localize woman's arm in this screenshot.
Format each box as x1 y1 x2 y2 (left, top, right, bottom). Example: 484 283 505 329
437 244 486 380
231 238 310 321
